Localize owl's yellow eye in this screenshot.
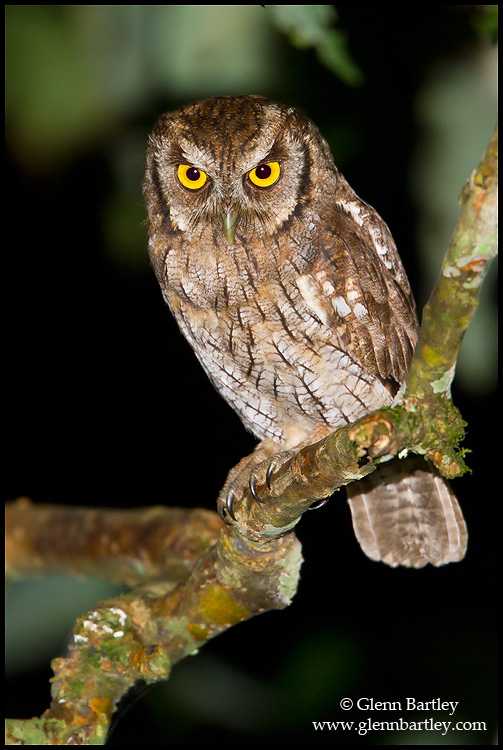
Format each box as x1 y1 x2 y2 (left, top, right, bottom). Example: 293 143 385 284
248 161 281 188
177 164 208 191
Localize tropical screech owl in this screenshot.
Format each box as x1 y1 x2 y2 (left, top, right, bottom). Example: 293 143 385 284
143 95 467 568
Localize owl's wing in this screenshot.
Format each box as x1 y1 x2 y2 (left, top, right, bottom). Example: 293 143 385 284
305 197 418 390
307 200 468 567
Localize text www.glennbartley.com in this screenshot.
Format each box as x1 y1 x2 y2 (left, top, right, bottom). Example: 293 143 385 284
312 698 487 736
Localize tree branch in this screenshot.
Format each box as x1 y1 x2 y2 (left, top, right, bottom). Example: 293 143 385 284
5 123 497 745
6 499 222 587
6 522 302 744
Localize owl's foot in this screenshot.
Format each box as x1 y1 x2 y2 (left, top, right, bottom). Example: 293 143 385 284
249 454 281 501
218 446 330 523
253 425 334 510
217 438 280 524
218 461 279 523
218 427 335 523
247 449 299 502
218 441 315 523
308 497 330 510
217 488 239 524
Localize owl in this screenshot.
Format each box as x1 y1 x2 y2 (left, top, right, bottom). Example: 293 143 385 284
143 95 467 568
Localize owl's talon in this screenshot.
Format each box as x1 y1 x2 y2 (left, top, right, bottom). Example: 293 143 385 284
308 497 329 511
249 474 265 503
265 459 276 490
218 489 238 524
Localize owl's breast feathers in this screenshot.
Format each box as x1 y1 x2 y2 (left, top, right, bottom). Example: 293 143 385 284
160 193 417 447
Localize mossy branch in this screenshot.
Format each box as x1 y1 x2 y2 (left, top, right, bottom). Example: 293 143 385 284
5 123 497 745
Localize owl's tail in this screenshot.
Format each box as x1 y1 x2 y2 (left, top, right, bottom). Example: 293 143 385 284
346 456 467 568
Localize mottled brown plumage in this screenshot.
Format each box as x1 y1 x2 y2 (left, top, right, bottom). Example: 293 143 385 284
144 95 467 567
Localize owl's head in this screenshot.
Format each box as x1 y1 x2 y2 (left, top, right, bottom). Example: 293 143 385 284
144 96 337 261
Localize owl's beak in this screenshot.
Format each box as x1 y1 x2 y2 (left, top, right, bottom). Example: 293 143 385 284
222 210 240 245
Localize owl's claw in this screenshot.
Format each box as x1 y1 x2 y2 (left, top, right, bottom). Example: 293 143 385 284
218 452 329 522
217 489 237 524
266 459 277 490
308 497 329 510
248 473 265 503
249 453 283 501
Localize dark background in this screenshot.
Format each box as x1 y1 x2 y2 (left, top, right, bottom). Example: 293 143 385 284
5 6 497 745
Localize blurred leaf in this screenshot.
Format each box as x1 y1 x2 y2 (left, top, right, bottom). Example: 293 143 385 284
103 130 150 269
316 28 363 85
153 654 279 733
472 5 498 41
6 6 101 167
5 6 149 169
6 577 121 674
267 5 363 85
411 48 498 393
275 629 363 718
146 5 279 99
6 5 281 169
